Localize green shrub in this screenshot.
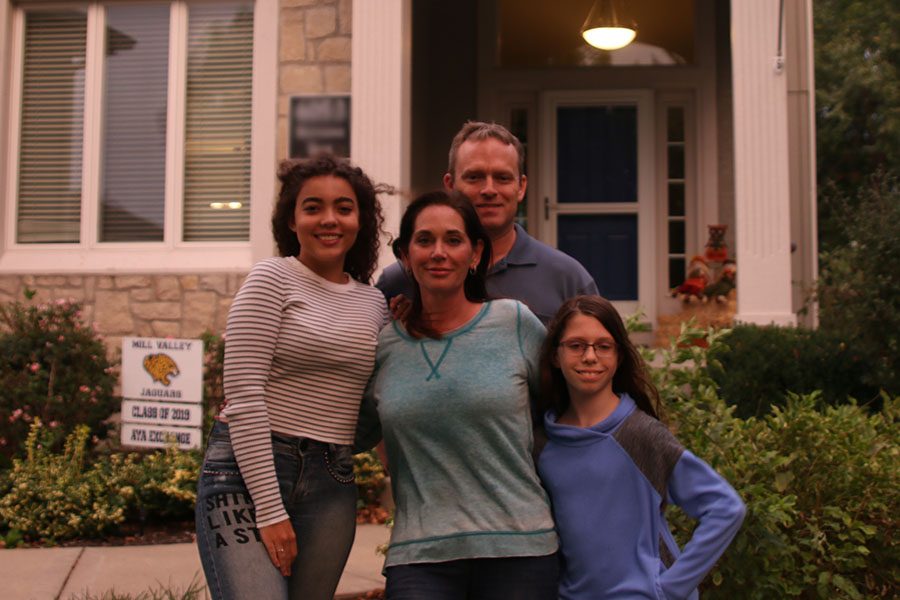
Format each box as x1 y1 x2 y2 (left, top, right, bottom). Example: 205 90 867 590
0 419 385 540
354 450 386 509
0 296 118 462
0 420 199 542
200 331 226 438
121 447 200 522
706 324 880 417
0 421 129 540
651 324 899 599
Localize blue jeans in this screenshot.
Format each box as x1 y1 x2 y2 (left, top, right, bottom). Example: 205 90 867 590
195 421 358 600
385 554 560 600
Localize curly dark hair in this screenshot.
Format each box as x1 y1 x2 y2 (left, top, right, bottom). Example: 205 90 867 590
272 154 388 283
538 295 661 421
392 190 492 339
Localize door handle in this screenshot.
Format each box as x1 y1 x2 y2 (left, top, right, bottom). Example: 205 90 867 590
544 197 550 220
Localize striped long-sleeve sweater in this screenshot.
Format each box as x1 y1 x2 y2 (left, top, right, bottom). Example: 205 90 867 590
221 256 388 527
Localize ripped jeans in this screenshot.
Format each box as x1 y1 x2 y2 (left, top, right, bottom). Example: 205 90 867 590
195 421 358 600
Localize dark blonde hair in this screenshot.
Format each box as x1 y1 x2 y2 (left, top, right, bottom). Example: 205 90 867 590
446 121 525 179
272 154 388 283
538 295 661 420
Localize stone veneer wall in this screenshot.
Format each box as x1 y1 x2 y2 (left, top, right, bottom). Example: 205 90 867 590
0 273 246 356
277 0 352 160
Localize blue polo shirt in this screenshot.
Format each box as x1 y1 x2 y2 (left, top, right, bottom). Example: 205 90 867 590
376 224 598 323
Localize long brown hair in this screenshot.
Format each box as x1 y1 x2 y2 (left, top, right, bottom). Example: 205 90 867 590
538 295 661 420
392 190 492 339
271 154 388 283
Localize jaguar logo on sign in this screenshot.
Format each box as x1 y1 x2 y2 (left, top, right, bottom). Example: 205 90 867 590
143 353 180 386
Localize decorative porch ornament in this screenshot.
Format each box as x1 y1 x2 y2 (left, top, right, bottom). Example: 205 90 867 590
704 259 737 304
581 0 637 51
671 255 711 303
704 224 729 262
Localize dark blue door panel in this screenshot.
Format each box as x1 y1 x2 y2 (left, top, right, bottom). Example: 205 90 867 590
557 214 638 301
556 106 637 204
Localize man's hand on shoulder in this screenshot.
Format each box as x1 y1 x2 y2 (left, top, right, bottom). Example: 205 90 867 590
389 294 412 322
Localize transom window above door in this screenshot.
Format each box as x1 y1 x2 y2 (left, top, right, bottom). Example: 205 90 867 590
11 1 254 246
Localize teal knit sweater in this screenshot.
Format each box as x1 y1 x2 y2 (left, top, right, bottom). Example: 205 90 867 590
356 299 558 568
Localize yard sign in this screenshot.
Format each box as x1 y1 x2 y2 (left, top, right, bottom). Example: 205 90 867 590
120 337 203 450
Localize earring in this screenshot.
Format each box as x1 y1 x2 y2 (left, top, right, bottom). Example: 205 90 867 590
468 266 476 275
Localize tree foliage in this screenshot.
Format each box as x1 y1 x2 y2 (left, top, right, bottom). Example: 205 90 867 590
815 173 900 393
814 0 900 249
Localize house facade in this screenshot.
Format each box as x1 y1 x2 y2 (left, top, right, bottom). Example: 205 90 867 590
0 0 817 352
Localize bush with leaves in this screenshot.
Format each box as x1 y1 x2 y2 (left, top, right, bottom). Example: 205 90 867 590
706 324 880 417
0 420 200 543
649 324 899 599
0 421 130 540
200 331 226 438
0 296 117 463
121 447 201 522
354 450 390 524
354 450 386 507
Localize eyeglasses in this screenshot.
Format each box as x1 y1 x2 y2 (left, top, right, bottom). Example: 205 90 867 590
558 340 617 358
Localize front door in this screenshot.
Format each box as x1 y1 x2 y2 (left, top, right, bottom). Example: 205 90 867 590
539 90 656 318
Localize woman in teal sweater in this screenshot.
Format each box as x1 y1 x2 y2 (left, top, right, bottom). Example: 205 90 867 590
356 190 558 600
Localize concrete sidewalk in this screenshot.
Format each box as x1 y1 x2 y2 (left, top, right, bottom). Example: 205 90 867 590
3 523 389 600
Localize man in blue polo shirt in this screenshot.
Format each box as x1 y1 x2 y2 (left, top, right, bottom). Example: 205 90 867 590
377 121 598 323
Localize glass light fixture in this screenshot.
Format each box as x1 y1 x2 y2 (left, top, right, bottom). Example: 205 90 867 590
581 0 637 51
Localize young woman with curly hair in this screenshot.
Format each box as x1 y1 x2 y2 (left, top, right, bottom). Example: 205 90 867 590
196 154 390 600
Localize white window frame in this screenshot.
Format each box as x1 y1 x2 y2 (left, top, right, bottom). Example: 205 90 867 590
0 0 277 273
656 91 699 311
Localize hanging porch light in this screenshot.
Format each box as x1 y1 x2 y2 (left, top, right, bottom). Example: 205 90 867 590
581 0 638 51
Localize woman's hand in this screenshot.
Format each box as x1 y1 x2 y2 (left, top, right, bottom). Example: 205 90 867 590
259 518 297 576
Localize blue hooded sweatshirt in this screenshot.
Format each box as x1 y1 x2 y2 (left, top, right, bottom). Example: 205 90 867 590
538 394 745 599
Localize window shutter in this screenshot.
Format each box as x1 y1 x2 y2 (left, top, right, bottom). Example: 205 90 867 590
17 10 88 244
182 3 253 242
100 4 170 242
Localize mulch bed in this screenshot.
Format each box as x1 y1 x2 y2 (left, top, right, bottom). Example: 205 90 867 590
44 520 197 548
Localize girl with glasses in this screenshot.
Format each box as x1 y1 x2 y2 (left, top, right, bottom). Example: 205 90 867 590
536 295 745 600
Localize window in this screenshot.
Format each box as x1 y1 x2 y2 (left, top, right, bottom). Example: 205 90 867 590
665 106 687 289
12 1 253 246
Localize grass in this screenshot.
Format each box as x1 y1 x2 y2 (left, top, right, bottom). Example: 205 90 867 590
67 577 207 600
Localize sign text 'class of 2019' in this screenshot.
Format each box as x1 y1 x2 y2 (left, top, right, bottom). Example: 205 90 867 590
120 337 203 450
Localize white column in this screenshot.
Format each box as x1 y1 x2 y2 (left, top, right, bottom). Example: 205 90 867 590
351 0 411 273
249 0 279 263
730 0 796 325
